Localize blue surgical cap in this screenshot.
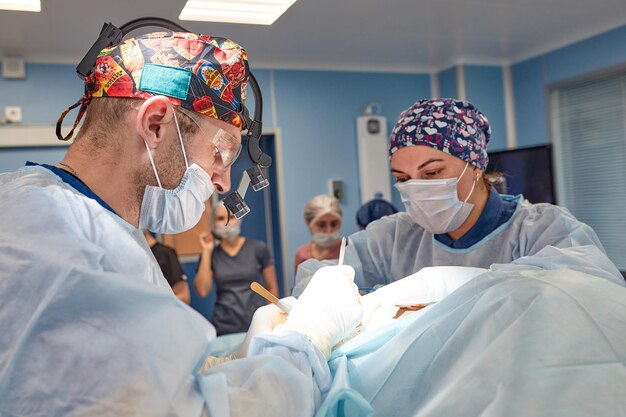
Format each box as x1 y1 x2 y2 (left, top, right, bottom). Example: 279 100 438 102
356 194 398 228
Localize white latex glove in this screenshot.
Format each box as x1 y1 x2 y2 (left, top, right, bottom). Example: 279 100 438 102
273 265 362 359
203 297 296 370
361 266 487 328
360 291 399 329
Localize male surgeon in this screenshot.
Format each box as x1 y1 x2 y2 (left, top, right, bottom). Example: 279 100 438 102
0 29 361 416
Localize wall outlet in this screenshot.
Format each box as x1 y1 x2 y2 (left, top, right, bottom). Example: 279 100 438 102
2 58 26 79
329 179 344 201
4 106 22 123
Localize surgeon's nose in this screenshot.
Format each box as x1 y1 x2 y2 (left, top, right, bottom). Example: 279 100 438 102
212 168 231 194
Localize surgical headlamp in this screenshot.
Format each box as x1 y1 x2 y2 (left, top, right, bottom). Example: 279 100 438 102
76 17 272 221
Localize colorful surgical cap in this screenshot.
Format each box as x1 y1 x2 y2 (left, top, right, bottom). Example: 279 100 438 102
57 31 250 140
388 98 491 170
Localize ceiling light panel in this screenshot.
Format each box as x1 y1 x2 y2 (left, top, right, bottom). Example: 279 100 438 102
0 0 40 12
179 0 297 25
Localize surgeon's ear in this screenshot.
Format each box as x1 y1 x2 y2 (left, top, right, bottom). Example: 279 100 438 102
136 96 175 149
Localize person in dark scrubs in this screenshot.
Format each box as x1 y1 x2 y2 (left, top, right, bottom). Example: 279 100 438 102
143 230 190 304
195 203 279 335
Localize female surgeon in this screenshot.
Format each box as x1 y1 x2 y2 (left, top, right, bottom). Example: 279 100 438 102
294 98 621 295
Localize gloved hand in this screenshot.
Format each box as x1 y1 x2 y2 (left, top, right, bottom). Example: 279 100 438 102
232 297 297 359
202 297 296 370
273 265 362 359
360 291 400 329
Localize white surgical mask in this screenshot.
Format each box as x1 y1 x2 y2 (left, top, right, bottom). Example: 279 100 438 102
394 162 476 234
312 231 341 248
214 223 241 241
139 110 215 234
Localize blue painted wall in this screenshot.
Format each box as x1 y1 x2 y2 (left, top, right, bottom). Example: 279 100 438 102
542 24 626 85
438 66 457 99
5 20 626 295
512 24 626 149
464 65 508 152
0 64 429 289
245 69 274 129
0 63 78 172
0 146 68 172
272 70 430 283
0 63 82 124
511 57 549 147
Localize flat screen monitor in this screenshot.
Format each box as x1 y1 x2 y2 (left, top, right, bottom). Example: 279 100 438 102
486 145 556 204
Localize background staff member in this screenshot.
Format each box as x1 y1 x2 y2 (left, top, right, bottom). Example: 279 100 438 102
195 202 278 335
355 192 398 230
294 194 343 273
143 230 190 304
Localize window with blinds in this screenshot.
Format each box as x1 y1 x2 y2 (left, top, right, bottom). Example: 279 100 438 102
550 70 626 271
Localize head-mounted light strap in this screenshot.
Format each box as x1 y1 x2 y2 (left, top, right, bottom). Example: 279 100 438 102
76 22 124 79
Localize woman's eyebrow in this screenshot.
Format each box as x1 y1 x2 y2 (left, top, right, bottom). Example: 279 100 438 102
418 158 444 170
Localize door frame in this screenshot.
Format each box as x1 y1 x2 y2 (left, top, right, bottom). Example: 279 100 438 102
261 127 291 295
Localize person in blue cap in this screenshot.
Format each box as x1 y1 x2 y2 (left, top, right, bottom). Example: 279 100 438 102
294 98 622 296
356 193 398 230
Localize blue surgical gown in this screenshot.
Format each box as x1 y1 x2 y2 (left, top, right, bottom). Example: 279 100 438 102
294 195 623 295
327 266 626 417
0 166 353 417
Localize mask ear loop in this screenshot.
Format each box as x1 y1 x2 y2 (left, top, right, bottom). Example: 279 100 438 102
455 162 470 184
144 141 163 188
463 175 478 203
143 102 181 190
172 110 190 170
456 162 477 204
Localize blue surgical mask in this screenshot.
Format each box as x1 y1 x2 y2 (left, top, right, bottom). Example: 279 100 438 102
394 162 476 234
139 111 215 234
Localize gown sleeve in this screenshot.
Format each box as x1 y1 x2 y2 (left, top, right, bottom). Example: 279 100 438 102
293 215 404 296
491 204 623 284
0 173 351 417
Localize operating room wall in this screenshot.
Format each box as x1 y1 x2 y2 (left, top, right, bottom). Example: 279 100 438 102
0 63 80 170
431 65 509 153
464 65 508 152
0 63 82 124
512 23 626 147
3 20 626 291
438 66 457 99
271 70 431 285
509 24 626 273
0 64 430 293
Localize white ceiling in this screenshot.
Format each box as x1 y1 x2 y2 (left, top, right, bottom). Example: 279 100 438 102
1 0 626 73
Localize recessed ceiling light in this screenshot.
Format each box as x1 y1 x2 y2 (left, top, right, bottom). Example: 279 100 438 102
179 0 297 25
0 0 40 12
